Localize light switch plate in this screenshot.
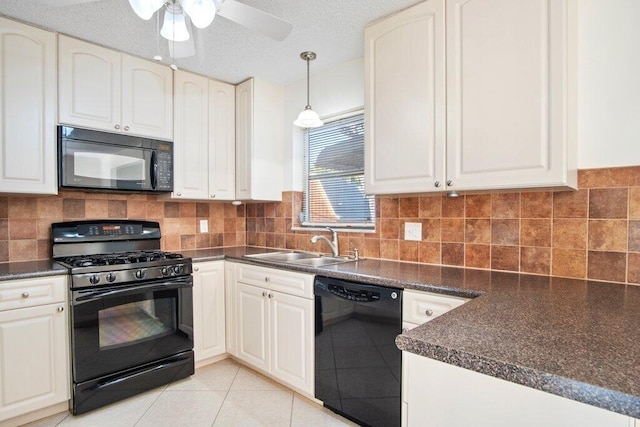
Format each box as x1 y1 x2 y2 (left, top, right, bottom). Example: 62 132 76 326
404 222 422 241
199 219 208 233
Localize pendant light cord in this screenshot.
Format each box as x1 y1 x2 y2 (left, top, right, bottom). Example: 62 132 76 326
306 56 311 109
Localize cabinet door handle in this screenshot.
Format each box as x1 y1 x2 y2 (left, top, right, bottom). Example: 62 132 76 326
210 194 216 199
57 306 64 312
262 291 267 297
446 180 453 187
268 293 273 299
193 267 199 272
434 181 441 188
22 292 29 298
425 309 434 317
124 126 130 131
176 192 182 196
264 277 270 283
114 124 120 130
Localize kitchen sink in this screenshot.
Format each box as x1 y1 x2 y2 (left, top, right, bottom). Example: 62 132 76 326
286 256 354 267
244 251 355 266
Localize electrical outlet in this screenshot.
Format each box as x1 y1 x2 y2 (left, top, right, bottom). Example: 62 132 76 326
199 219 208 233
404 222 422 241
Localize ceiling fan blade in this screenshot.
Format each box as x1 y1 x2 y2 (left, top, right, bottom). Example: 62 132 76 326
31 0 100 6
217 0 293 41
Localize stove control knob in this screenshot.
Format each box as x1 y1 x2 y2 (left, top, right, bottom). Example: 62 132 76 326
135 269 146 280
89 275 100 285
106 273 116 283
161 266 170 276
173 264 184 275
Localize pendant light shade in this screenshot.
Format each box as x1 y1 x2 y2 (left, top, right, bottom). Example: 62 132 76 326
294 51 323 128
181 0 217 28
161 4 191 42
128 0 165 20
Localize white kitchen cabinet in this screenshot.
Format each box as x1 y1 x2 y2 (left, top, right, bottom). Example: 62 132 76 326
365 0 577 195
192 261 226 364
234 264 314 395
364 0 445 194
401 290 469 427
235 78 284 201
173 70 209 200
173 71 236 201
59 35 173 140
208 80 236 200
403 353 631 427
0 17 57 195
224 261 237 357
0 276 69 424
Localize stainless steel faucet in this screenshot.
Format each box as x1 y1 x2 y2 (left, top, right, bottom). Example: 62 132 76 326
310 227 339 257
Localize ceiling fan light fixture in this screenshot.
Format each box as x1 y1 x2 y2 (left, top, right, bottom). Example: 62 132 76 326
294 51 323 129
161 4 191 42
128 0 165 20
181 0 217 29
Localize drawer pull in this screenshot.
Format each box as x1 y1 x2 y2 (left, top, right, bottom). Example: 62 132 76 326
22 292 29 298
425 309 434 317
264 277 270 283
57 306 64 312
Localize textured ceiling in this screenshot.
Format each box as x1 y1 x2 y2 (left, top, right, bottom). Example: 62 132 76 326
0 0 420 85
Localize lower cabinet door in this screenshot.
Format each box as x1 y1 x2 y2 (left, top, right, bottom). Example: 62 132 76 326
193 261 226 362
270 291 313 394
0 303 69 422
235 283 269 371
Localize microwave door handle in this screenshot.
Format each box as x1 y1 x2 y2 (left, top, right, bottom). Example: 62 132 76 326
150 151 158 190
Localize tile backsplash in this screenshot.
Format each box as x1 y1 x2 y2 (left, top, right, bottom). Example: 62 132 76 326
0 190 246 262
246 166 640 285
2 166 639 284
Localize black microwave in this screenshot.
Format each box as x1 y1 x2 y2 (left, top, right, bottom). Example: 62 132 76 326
58 126 173 192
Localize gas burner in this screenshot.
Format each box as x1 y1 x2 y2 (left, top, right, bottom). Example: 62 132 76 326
60 251 184 268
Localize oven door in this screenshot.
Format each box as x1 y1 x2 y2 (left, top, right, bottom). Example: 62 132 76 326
71 276 193 383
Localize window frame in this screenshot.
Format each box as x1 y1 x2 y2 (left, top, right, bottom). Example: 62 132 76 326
299 109 375 231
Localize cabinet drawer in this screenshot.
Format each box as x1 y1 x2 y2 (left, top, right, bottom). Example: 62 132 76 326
0 276 67 311
403 290 468 325
236 264 313 299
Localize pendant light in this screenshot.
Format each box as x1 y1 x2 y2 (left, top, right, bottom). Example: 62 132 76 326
294 51 323 128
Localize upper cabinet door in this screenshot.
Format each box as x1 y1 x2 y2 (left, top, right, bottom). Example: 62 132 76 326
445 0 577 191
121 55 173 140
173 70 209 200
0 18 57 195
235 78 253 200
364 0 446 195
59 35 121 132
209 80 236 200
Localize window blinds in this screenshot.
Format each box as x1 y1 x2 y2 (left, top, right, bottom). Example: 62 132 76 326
302 113 375 228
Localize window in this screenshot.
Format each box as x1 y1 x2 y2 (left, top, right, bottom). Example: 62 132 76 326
300 112 375 229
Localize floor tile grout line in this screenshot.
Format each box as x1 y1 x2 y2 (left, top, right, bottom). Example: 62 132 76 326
132 383 167 427
210 359 242 426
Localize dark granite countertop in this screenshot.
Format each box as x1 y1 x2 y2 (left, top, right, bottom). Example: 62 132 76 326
2 247 638 418
0 260 68 282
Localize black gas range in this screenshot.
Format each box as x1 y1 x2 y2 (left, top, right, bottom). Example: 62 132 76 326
52 220 194 415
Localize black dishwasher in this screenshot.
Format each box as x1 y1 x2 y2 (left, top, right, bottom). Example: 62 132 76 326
314 276 402 427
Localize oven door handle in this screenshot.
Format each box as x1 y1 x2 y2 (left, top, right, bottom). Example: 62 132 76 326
73 277 193 304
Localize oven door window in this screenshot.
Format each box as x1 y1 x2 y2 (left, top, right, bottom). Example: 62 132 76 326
98 298 175 349
61 140 151 190
72 283 193 383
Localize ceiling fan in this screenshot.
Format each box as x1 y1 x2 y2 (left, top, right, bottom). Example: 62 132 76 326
34 0 293 42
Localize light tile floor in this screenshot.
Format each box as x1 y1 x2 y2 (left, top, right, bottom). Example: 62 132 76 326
22 359 358 427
